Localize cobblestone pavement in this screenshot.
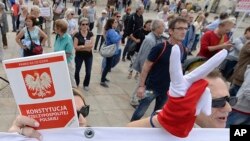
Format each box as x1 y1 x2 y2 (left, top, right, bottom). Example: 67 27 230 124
0 0 249 132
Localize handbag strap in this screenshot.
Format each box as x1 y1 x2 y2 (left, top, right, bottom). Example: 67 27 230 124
27 28 33 44
153 41 167 65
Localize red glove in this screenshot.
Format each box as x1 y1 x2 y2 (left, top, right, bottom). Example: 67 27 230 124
156 45 228 137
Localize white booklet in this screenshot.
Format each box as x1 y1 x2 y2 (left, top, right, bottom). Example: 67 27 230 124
3 52 79 130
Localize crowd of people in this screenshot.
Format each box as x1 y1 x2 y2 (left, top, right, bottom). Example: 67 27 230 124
0 0 249 139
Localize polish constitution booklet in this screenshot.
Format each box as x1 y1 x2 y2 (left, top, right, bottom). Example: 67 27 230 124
3 52 79 130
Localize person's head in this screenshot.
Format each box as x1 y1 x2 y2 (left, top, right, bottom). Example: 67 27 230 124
244 26 250 40
219 12 229 20
125 7 132 14
151 19 165 36
104 18 117 31
0 2 5 12
79 18 89 31
21 5 28 14
25 15 37 27
167 13 175 23
65 8 75 19
55 19 68 34
19 0 24 5
42 1 49 7
214 16 219 20
136 4 144 16
218 17 235 35
204 12 209 18
144 20 152 31
168 17 188 42
113 11 121 21
180 9 188 17
187 13 194 24
90 0 95 7
72 88 89 127
162 5 169 13
30 5 40 18
81 7 88 15
196 69 236 128
101 9 107 17
33 0 40 6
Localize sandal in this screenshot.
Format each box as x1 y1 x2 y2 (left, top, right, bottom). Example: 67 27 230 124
127 72 132 79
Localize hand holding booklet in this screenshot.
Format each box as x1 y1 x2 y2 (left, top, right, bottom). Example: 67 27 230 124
3 52 79 130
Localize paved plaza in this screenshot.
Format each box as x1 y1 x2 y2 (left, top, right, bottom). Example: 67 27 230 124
0 0 249 132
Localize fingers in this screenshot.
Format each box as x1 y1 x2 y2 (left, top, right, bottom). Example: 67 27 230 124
14 115 40 128
184 49 228 84
21 126 42 140
169 45 187 97
8 115 42 140
195 88 212 116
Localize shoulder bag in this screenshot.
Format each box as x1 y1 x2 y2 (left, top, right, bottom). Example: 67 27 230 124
27 29 43 55
100 42 116 57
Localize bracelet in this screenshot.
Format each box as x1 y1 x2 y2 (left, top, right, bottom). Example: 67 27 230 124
150 111 157 128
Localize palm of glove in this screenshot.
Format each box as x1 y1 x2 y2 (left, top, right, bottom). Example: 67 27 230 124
157 45 228 137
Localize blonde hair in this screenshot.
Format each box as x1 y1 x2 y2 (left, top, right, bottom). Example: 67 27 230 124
219 17 236 26
65 8 75 18
31 5 40 13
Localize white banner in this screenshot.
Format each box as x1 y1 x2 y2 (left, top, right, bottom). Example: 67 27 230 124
236 0 250 12
0 127 229 141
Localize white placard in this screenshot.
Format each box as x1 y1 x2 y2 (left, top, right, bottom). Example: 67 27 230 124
3 52 79 130
40 7 51 17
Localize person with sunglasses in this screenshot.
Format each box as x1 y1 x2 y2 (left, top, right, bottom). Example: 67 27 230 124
74 18 94 91
64 8 78 37
9 88 90 140
128 48 237 137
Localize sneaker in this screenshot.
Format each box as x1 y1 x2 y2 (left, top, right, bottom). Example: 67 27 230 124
100 82 109 88
134 73 139 80
127 73 132 79
104 79 110 82
83 86 89 91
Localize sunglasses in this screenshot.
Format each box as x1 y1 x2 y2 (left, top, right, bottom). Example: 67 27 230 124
212 96 238 108
71 13 75 15
116 16 121 18
77 105 89 118
81 23 89 26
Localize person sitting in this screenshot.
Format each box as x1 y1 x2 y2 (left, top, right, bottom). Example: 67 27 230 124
9 88 89 140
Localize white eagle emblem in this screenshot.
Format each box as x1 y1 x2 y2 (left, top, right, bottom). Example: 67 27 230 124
24 72 52 98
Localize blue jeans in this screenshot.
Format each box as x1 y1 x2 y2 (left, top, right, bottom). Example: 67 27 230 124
74 53 93 87
226 110 250 128
229 84 241 97
101 56 114 82
130 90 167 121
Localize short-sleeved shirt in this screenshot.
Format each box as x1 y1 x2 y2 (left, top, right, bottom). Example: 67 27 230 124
198 30 229 59
146 41 173 93
54 33 74 63
74 31 94 56
87 7 96 23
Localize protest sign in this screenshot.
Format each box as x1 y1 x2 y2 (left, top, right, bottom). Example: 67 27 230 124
40 7 51 17
3 52 79 130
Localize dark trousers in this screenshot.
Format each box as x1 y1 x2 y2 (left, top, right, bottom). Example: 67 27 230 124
89 22 94 31
74 54 93 87
94 35 105 51
131 90 168 121
122 38 133 59
229 84 241 97
101 56 114 82
2 33 7 46
12 15 18 32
